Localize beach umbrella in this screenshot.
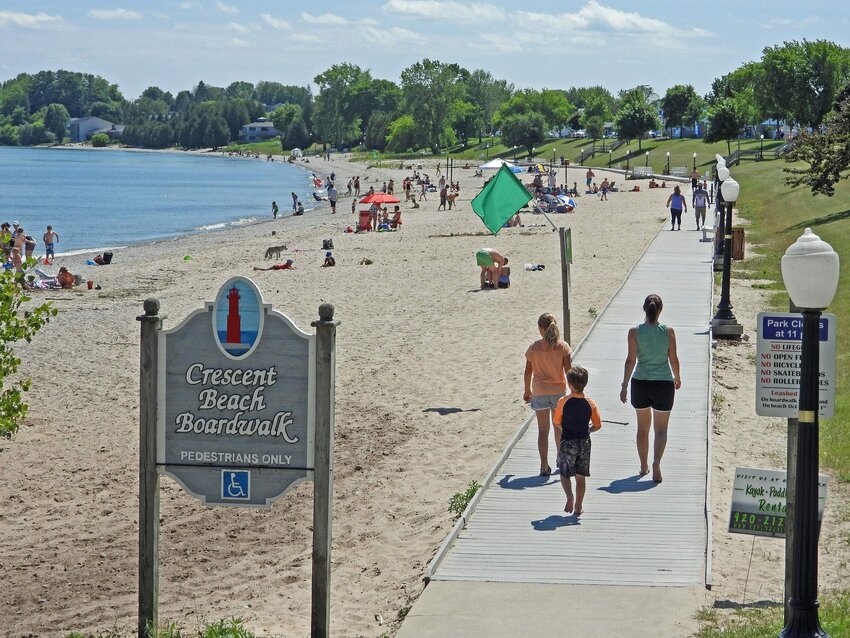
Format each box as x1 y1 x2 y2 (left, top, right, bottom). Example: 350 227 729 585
557 195 577 208
360 192 400 204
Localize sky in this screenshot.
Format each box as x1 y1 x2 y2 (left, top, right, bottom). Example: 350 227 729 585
2 1 850 101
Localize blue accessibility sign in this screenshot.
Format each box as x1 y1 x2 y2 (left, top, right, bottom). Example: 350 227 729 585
221 470 251 501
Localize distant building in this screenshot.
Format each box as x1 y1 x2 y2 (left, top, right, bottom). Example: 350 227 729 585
68 116 124 142
239 117 281 143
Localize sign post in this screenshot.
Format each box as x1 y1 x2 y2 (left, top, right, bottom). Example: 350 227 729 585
559 227 572 346
137 299 162 638
138 279 337 637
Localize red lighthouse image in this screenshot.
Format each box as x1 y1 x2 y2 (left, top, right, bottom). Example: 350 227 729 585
226 286 241 345
216 278 261 357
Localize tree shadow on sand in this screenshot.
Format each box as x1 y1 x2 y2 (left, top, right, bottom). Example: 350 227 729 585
422 407 482 415
598 474 658 493
498 473 558 490
531 514 581 531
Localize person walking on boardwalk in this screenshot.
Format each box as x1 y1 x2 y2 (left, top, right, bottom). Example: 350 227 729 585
523 313 572 476
553 366 601 515
619 294 681 483
666 185 687 231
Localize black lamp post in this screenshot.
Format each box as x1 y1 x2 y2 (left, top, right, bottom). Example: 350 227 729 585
710 172 743 337
609 150 612 168
759 134 765 161
693 152 697 171
779 228 839 638
626 141 630 170
645 151 649 167
665 151 670 174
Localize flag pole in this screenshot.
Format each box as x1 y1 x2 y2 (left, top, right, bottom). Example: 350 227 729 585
532 203 559 231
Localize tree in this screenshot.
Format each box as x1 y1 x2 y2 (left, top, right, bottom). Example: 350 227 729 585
17 121 53 146
661 85 700 135
614 87 659 150
43 103 69 142
364 111 393 151
313 64 371 147
581 93 611 142
466 69 513 137
704 98 746 154
494 89 574 132
400 59 467 152
0 267 56 436
758 40 850 128
271 104 303 134
220 99 251 140
499 112 545 155
284 119 311 150
451 100 483 147
385 114 418 152
90 133 110 147
225 81 254 99
784 86 850 196
140 86 173 106
564 86 617 115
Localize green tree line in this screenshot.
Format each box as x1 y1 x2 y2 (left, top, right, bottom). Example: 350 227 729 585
1 39 850 177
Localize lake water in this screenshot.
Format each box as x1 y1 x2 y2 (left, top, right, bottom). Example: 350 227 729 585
0 147 318 254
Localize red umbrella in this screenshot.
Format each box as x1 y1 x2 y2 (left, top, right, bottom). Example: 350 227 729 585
360 192 400 204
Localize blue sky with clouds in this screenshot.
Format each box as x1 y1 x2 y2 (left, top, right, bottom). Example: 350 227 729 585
2 1 849 100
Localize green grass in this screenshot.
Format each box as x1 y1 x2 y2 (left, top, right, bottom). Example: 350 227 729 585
66 617 259 638
727 156 850 478
694 589 850 637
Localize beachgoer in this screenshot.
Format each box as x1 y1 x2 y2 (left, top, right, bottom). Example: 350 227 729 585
10 247 23 272
295 202 304 216
619 294 681 483
475 248 505 289
24 233 36 260
354 176 361 197
690 168 700 192
322 252 336 267
328 184 338 214
0 223 11 262
57 266 75 288
666 185 687 231
346 178 353 196
524 313 572 476
692 183 709 230
498 261 511 288
553 366 601 515
439 185 447 210
585 168 595 189
272 201 279 219
254 259 295 271
600 178 610 201
419 181 427 201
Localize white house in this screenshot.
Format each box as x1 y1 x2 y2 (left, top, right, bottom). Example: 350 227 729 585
68 116 123 142
239 117 281 143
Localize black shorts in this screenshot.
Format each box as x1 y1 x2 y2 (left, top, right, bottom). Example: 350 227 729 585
630 378 675 411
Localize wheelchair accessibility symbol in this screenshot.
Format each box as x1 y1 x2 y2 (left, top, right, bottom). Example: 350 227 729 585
221 470 250 501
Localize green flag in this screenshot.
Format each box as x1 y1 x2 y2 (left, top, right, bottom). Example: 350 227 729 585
471 164 532 235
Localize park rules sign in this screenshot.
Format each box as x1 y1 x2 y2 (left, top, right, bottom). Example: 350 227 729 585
157 277 316 506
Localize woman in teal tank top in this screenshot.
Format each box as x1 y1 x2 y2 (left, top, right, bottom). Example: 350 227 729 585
619 294 681 483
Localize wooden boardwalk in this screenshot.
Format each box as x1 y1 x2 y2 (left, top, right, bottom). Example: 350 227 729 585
427 228 715 588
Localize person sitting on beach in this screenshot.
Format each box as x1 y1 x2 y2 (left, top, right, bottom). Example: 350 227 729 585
322 252 336 267
660 181 667 188
648 179 658 189
295 202 305 215
498 260 511 288
9 247 23 273
57 266 75 288
254 259 295 271
504 213 522 228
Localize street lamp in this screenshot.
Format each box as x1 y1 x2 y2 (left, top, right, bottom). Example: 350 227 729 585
710 174 743 337
665 151 670 174
713 162 730 265
626 141 630 170
759 134 765 161
779 228 839 638
693 152 697 171
645 151 649 167
609 150 612 168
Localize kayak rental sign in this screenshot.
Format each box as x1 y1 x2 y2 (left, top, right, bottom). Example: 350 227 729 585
157 277 316 506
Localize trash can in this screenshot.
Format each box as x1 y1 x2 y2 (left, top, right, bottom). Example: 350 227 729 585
731 227 745 260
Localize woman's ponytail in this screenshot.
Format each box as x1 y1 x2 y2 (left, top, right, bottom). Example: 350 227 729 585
643 294 663 323
538 313 560 349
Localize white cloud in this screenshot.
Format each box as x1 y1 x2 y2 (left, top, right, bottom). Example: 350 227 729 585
88 8 143 21
227 37 254 48
216 2 239 15
261 13 291 30
467 33 523 54
229 21 249 33
178 1 196 8
516 1 709 37
360 17 378 26
383 0 506 23
150 11 169 19
302 12 349 25
361 24 424 43
0 10 63 28
292 33 321 42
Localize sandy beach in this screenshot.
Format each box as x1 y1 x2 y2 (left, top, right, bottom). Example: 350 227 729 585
1 152 847 637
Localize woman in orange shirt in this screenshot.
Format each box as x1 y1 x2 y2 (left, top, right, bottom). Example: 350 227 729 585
523 313 572 476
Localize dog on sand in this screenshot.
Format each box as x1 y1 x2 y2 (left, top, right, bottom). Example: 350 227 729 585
265 244 288 260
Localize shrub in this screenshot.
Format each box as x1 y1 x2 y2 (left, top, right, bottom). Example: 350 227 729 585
448 480 481 518
0 264 57 437
90 133 110 147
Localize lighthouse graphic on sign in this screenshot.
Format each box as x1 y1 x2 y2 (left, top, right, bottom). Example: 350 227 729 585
215 278 262 358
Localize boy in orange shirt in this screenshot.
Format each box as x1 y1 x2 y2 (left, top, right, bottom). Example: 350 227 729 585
553 366 601 516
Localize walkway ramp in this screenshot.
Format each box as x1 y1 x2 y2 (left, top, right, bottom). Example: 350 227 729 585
399 229 715 637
